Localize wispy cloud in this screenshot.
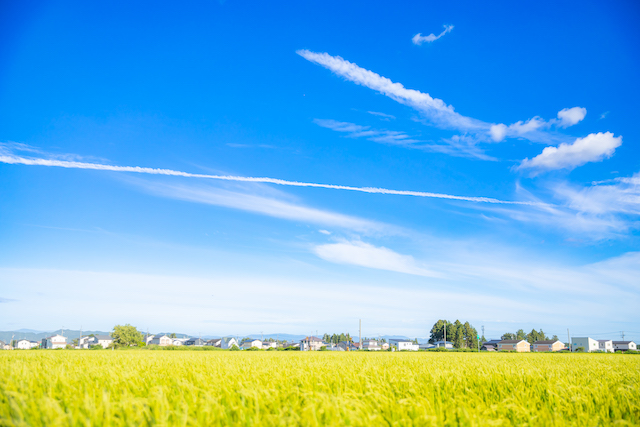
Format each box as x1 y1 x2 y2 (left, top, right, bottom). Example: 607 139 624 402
490 107 587 143
0 145 542 206
0 297 18 303
412 25 454 45
313 240 439 277
556 172 640 216
297 50 608 163
468 172 640 239
518 132 622 173
314 119 420 145
296 49 488 134
367 111 395 120
136 180 385 233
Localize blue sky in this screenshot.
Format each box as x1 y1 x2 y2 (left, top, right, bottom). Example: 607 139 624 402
1 1 639 341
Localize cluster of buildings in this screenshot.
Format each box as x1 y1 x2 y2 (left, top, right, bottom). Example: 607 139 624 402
1 333 636 353
479 337 637 353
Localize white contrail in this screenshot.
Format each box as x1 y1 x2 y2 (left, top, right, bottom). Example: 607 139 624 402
0 154 544 206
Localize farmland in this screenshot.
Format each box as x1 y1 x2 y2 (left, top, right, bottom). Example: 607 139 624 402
1 351 638 426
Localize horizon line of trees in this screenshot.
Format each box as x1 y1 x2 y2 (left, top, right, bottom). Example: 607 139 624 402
429 320 479 349
501 329 559 344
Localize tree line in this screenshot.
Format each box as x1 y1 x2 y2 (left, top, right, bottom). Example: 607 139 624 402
501 329 559 344
429 320 479 349
322 333 353 344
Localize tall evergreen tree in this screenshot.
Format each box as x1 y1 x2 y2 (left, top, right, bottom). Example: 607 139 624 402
452 320 464 348
429 319 453 344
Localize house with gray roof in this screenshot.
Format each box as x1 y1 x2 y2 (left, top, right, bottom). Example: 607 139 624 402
185 337 206 346
612 341 637 352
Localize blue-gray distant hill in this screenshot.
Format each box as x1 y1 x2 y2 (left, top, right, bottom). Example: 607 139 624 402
0 329 111 343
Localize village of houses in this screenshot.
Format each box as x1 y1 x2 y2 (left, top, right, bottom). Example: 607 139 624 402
1 332 637 353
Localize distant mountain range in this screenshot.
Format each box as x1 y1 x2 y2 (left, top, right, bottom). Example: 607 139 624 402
0 330 431 344
0 329 112 344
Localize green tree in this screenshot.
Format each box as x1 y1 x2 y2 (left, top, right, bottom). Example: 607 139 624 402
170 333 177 339
516 329 526 340
502 332 516 340
452 320 464 349
429 319 452 344
111 324 143 347
463 322 477 348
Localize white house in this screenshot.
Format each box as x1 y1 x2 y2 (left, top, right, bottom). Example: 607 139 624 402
300 336 326 351
571 337 599 352
433 340 455 349
93 335 114 349
389 339 419 351
597 340 614 353
613 341 637 352
78 336 91 349
361 339 382 351
149 334 173 346
185 338 206 346
42 334 67 349
240 339 262 349
220 337 239 349
16 339 39 350
262 341 277 350
144 334 155 345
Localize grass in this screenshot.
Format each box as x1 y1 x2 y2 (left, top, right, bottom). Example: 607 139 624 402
1 351 638 426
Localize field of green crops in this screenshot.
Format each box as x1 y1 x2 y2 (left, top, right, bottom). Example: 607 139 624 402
1 351 638 426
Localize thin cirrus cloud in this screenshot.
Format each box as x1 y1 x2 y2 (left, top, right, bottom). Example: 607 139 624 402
313 240 439 277
313 119 419 145
412 25 454 45
297 49 487 134
367 111 396 120
518 132 622 173
554 172 640 217
0 145 543 206
297 49 603 164
467 172 639 239
133 180 386 233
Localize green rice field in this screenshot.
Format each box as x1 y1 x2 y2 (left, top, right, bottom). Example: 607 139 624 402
1 351 638 426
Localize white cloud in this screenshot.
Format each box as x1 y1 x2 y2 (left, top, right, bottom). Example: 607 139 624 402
557 107 587 127
412 25 454 45
490 107 587 142
489 124 507 142
556 172 640 216
297 50 605 159
314 119 419 145
296 49 488 133
318 229 331 235
0 146 540 206
313 240 438 277
367 111 395 120
518 132 622 173
137 181 386 233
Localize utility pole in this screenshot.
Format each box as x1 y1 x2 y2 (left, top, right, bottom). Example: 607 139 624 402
444 322 447 348
621 331 625 340
359 319 361 351
482 325 485 340
567 328 571 352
